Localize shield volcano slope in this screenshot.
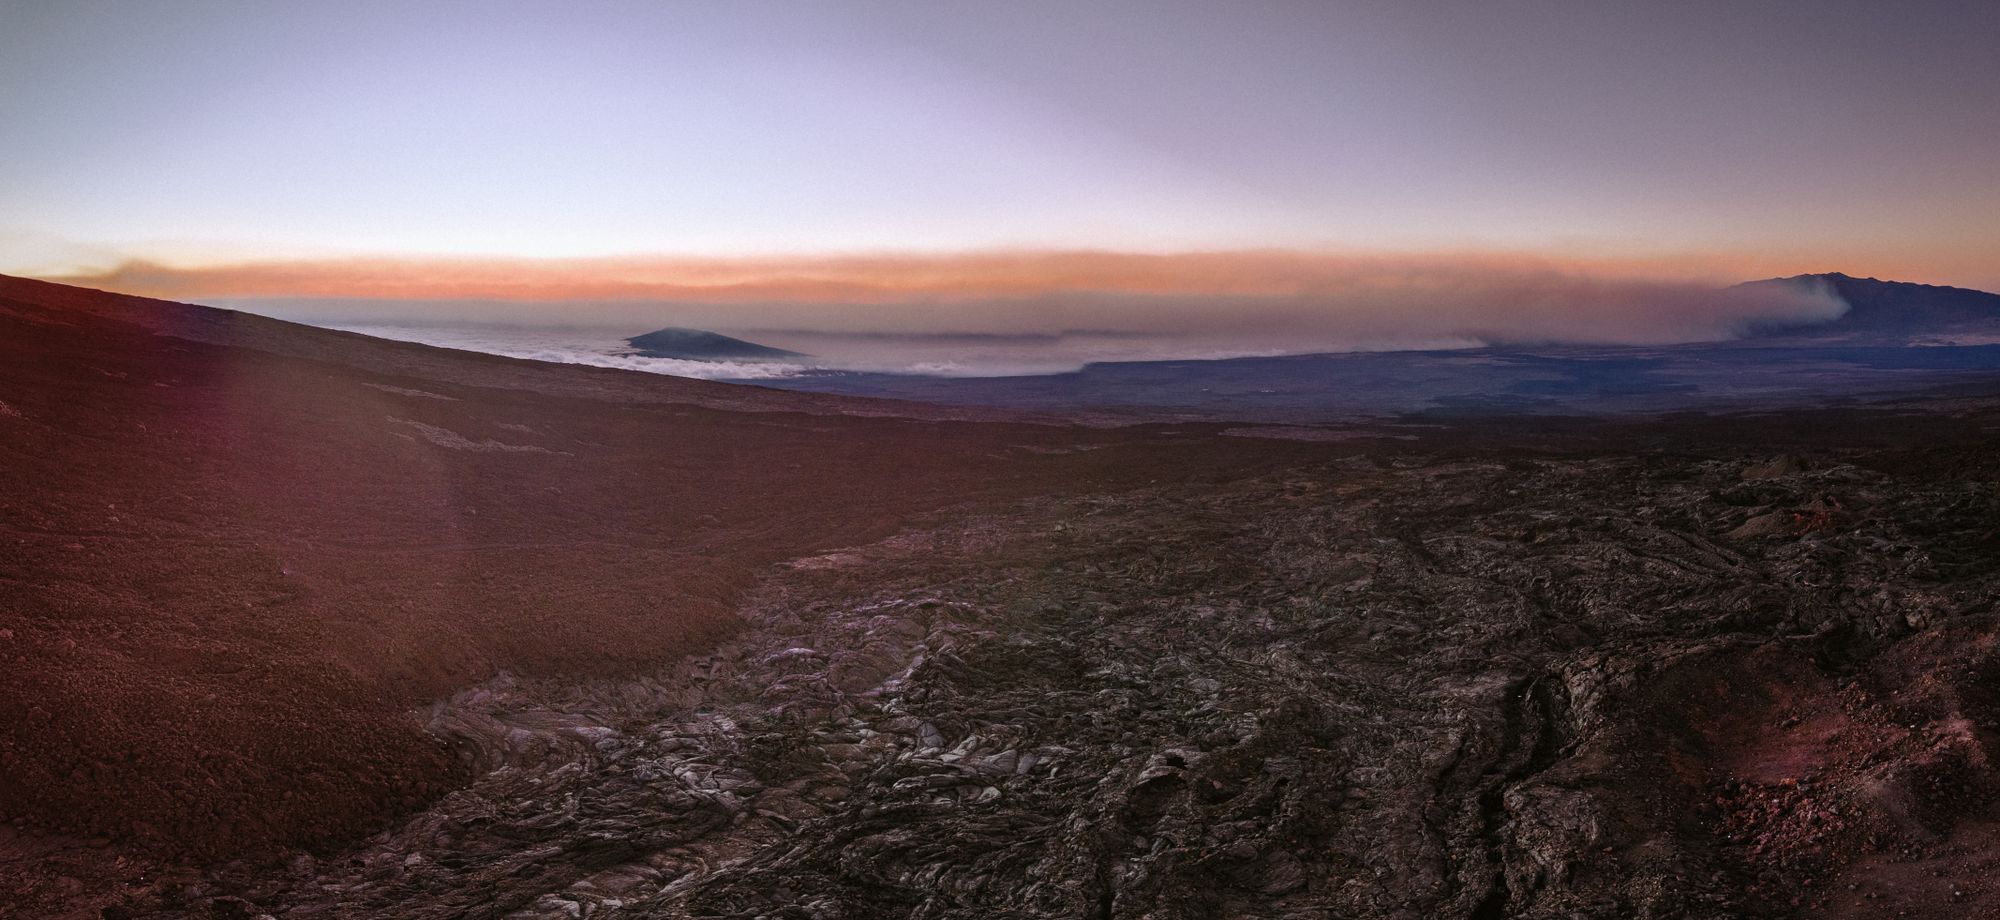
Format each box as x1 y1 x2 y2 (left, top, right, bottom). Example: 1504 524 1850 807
0 275 1323 860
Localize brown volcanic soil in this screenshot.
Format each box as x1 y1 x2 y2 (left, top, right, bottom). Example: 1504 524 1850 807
0 277 1315 868
8 276 2000 919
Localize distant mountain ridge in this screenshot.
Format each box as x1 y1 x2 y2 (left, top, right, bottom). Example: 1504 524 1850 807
626 327 804 361
1740 272 2000 343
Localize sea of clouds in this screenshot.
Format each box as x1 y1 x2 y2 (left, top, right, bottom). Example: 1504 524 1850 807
319 323 1268 379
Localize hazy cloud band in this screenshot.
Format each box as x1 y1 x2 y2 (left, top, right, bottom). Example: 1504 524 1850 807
52 250 1846 352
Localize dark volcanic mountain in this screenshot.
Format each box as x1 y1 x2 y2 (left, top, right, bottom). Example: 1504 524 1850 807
625 326 804 361
11 275 2000 920
0 274 1277 894
1740 272 2000 343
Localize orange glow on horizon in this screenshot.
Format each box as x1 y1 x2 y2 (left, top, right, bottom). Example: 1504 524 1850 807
47 246 1989 308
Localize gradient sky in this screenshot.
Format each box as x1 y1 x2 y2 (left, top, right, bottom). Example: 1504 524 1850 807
3 0 1998 294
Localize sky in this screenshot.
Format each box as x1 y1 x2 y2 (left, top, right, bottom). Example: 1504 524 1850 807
3 0 1997 348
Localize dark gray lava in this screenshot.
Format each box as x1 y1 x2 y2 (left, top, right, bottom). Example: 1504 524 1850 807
65 413 2000 920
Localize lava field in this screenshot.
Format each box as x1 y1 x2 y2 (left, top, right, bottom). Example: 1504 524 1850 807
6 278 2000 918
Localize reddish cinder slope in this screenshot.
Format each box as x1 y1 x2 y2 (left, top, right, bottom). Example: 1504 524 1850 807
0 276 1289 859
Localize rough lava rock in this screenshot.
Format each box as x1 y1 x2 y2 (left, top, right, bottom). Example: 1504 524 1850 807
20 396 2000 919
